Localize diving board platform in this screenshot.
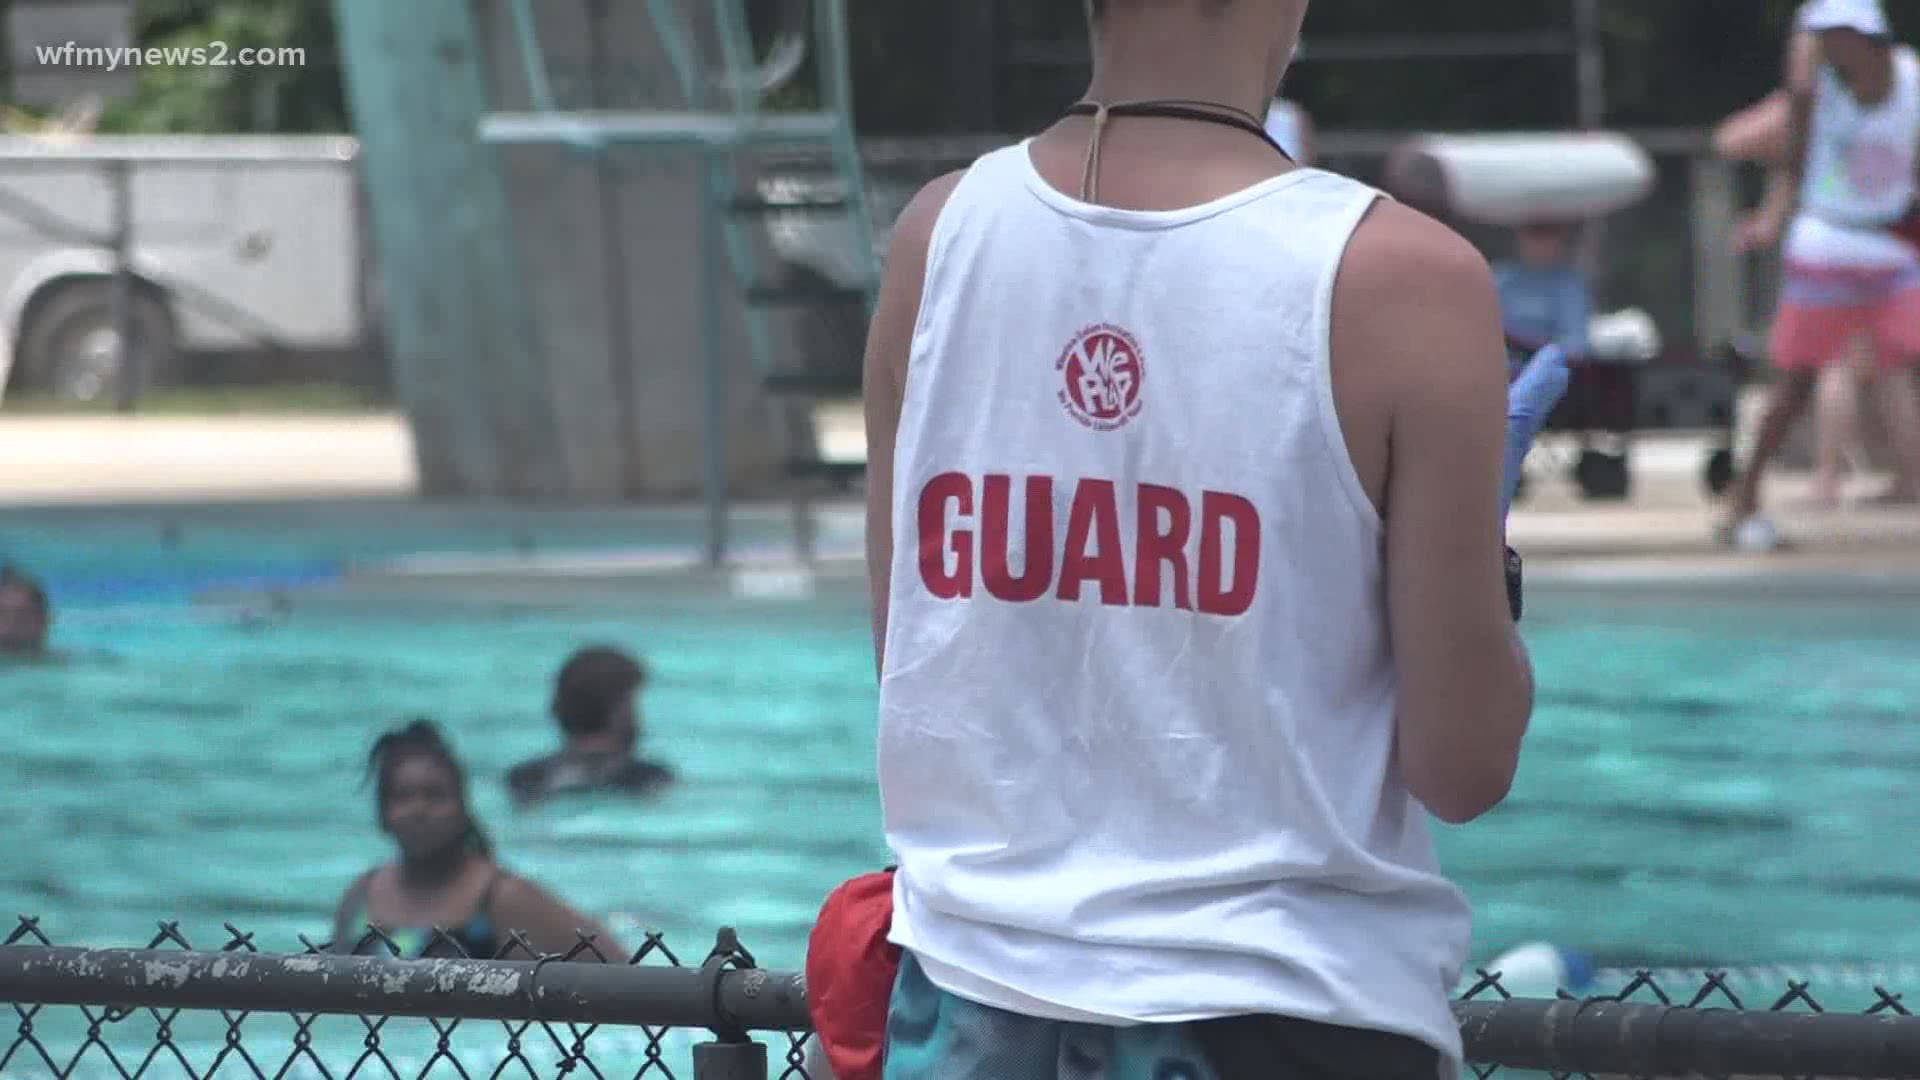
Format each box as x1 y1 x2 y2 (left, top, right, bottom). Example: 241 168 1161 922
478 109 845 151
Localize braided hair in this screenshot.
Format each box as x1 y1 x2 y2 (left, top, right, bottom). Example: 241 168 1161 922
364 718 493 856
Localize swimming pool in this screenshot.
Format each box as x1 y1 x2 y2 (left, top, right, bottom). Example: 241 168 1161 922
4 503 1918 1072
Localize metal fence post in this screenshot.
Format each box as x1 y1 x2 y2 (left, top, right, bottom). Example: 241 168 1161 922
691 928 772 1080
1690 154 1744 349
108 159 139 412
701 147 731 568
691 1038 769 1080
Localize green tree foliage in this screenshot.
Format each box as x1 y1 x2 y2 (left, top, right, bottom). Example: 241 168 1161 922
108 0 344 132
1 0 344 133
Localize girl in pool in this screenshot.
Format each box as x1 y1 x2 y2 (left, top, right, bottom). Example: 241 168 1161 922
330 719 621 960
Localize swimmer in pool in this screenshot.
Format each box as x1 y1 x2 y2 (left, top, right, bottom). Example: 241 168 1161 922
506 646 675 809
330 718 622 960
0 565 52 658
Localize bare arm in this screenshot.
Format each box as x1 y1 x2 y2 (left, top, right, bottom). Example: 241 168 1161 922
863 171 964 679
1743 32 1819 248
1712 91 1791 162
1766 83 1817 225
1334 203 1534 824
488 875 624 961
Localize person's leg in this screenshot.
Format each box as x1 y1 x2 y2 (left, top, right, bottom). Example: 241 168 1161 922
1728 371 1818 522
1871 362 1920 503
1728 295 1848 524
1870 286 1920 503
1810 341 1868 507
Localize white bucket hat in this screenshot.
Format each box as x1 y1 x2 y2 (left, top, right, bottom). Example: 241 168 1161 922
1800 0 1891 37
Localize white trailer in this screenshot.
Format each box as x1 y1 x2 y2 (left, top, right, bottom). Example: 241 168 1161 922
0 135 372 405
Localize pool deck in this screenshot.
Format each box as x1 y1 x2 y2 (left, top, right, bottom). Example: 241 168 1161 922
2 413 1917 583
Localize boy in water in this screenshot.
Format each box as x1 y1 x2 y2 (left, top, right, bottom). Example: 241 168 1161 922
507 646 675 808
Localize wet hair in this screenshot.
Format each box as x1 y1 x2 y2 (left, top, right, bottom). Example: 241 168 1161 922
364 718 492 856
551 646 647 736
0 565 50 623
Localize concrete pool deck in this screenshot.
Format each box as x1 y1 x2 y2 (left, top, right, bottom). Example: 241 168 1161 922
2 412 1917 581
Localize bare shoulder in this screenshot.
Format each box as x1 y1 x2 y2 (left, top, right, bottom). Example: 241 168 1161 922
1340 199 1498 314
488 871 554 911
1334 200 1503 382
884 169 968 271
866 168 967 391
347 864 389 906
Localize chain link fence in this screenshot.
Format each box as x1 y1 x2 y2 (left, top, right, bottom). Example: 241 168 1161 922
0 915 815 1080
7 915 1920 1078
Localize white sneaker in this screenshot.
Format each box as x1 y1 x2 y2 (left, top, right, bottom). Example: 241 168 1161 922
1724 514 1786 553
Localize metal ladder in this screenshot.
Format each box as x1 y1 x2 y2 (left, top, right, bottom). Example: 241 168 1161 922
480 0 878 567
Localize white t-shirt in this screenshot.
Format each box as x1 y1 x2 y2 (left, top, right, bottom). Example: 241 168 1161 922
1789 46 1920 266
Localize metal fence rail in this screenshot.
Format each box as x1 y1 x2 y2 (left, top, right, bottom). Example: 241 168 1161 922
0 916 816 1080
7 916 1920 1078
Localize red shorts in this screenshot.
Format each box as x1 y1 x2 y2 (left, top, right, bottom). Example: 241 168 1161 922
1771 260 1920 371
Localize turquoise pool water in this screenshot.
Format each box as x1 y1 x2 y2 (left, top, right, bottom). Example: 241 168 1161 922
4 504 1919 1073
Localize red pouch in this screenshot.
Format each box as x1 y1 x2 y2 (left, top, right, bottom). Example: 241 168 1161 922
805 868 900 1080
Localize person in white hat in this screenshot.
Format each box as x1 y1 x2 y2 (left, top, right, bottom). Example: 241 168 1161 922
1725 0 1920 549
1718 1 1876 510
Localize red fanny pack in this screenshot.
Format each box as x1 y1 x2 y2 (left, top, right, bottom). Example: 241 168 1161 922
805 868 900 1080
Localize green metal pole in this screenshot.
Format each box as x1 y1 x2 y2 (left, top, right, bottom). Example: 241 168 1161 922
329 0 561 497
702 151 731 568
505 0 558 111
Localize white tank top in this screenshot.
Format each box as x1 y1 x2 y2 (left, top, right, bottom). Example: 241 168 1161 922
877 143 1472 1066
1800 46 1920 228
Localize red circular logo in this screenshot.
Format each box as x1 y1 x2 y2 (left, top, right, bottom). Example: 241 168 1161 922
1056 324 1145 431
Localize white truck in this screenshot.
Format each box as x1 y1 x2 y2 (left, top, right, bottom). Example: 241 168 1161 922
0 135 373 403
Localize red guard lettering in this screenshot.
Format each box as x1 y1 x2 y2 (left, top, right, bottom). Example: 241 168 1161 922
1198 492 1261 616
982 474 1055 602
918 472 973 599
1134 484 1193 610
1057 479 1129 605
918 473 1259 614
